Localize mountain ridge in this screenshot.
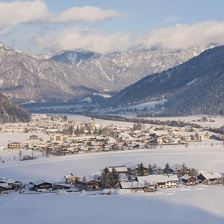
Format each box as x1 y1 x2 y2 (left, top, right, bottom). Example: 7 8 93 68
0 43 206 103
110 46 224 115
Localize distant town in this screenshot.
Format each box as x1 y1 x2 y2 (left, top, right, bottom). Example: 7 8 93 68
0 114 223 162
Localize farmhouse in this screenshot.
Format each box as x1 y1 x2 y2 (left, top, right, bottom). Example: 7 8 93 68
181 175 198 186
119 181 156 192
30 181 53 192
0 183 11 194
50 134 68 142
64 174 80 185
137 175 179 188
198 171 223 185
29 135 39 140
53 183 71 191
7 142 22 149
86 180 102 191
0 178 22 190
134 164 149 176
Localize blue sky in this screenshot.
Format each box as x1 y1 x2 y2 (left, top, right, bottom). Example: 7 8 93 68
38 0 224 33
1 0 224 54
39 0 224 29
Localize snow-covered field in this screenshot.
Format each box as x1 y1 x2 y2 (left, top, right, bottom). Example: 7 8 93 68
1 185 224 224
0 145 224 181
1 146 224 224
126 114 224 129
116 112 224 129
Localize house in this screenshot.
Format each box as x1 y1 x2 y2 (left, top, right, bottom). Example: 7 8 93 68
64 174 80 185
7 142 22 149
29 135 39 140
53 183 71 191
201 132 209 141
134 164 149 176
181 175 198 186
0 178 22 190
0 183 11 194
137 175 179 189
50 134 68 142
118 173 129 182
30 181 53 192
198 171 223 185
119 181 156 192
86 180 102 191
108 166 128 174
170 164 193 176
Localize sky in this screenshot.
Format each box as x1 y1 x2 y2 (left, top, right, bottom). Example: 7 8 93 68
1 0 224 55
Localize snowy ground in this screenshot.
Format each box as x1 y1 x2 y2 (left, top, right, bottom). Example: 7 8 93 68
1 146 224 224
122 114 224 129
1 186 224 224
0 145 224 181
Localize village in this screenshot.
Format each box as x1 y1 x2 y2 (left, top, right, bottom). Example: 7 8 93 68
0 162 223 196
0 114 218 161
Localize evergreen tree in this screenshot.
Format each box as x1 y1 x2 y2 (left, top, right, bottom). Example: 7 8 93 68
127 167 133 180
101 167 119 188
163 163 172 174
101 167 111 188
111 168 119 186
148 163 153 175
136 163 145 176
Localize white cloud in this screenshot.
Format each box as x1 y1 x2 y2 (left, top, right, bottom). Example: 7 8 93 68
36 21 224 54
140 21 224 49
0 0 123 32
1 1 224 55
36 28 133 54
0 0 50 29
51 6 123 23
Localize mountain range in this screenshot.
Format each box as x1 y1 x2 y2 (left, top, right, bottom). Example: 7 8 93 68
0 43 204 103
111 46 224 115
2 42 224 116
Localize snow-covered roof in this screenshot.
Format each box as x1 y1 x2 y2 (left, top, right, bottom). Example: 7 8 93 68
181 175 196 181
120 181 148 189
170 164 182 171
137 175 179 185
199 171 222 180
108 166 128 173
64 174 76 179
119 173 129 182
0 183 10 189
30 180 53 186
0 177 18 184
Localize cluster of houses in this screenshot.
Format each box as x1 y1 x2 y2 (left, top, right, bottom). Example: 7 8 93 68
1 163 223 195
2 114 212 158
